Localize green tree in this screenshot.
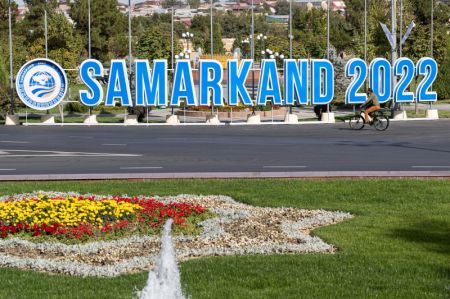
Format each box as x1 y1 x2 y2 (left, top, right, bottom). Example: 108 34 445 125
188 0 200 9
70 0 127 61
292 8 327 58
275 0 290 15
161 0 182 8
135 25 182 62
329 12 354 54
0 0 18 31
191 15 225 54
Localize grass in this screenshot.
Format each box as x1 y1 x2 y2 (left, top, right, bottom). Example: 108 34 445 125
406 109 450 118
0 179 448 299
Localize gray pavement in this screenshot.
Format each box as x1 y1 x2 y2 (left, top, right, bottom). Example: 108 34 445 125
0 120 449 179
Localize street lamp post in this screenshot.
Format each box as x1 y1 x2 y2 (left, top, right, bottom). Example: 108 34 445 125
391 0 398 111
44 0 48 58
399 0 403 57
88 0 91 58
241 38 250 58
128 0 132 76
256 34 267 61
430 0 433 57
8 0 14 114
171 7 174 70
289 0 292 59
251 0 255 114
210 0 213 58
171 7 174 115
182 32 194 51
326 0 330 113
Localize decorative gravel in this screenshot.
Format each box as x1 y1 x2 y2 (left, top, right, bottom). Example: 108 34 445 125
0 192 352 277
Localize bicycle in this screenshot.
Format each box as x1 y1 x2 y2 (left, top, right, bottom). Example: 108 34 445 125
349 108 390 131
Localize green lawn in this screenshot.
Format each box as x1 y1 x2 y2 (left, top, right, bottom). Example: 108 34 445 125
406 109 450 118
0 179 448 299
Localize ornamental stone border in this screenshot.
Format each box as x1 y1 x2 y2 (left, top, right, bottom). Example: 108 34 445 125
0 192 352 277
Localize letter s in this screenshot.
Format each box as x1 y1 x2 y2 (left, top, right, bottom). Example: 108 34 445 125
79 59 104 106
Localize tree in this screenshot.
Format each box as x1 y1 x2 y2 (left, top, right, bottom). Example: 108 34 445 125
292 8 327 58
135 25 182 62
275 0 290 15
70 0 127 61
0 0 18 31
187 0 200 9
161 0 182 8
329 12 354 54
191 15 225 54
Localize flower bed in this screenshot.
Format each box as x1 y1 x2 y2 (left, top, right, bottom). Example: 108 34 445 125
0 194 207 242
0 192 352 277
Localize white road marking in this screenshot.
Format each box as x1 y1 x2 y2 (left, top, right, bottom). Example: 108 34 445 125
0 149 140 158
411 166 450 169
263 166 307 169
68 136 94 139
120 166 163 170
103 144 127 146
0 141 30 144
0 169 15 171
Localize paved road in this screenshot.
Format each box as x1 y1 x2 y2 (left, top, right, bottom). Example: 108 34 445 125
0 120 449 179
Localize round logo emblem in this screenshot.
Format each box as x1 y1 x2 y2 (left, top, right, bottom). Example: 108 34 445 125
16 59 67 110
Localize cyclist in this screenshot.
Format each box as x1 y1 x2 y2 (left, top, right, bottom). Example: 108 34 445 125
361 88 380 124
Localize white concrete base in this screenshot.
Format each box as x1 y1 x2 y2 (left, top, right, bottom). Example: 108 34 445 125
246 114 261 124
165 114 180 124
41 115 55 124
83 115 98 125
284 113 299 124
5 115 20 125
206 114 221 125
321 112 335 123
426 109 439 119
393 110 408 120
124 115 138 125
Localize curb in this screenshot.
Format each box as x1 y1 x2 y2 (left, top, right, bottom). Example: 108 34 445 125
0 171 449 181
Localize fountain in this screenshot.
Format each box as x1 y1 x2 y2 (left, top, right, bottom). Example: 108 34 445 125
139 219 186 299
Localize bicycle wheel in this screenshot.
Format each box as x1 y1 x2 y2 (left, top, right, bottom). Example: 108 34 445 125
373 115 389 131
349 115 365 130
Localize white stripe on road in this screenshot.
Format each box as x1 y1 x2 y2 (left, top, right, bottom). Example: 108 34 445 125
263 166 307 169
412 166 450 169
0 149 140 157
0 169 16 171
103 144 127 146
120 166 163 170
0 154 139 157
0 141 30 144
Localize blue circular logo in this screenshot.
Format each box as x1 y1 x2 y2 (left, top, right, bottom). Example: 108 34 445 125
16 59 67 110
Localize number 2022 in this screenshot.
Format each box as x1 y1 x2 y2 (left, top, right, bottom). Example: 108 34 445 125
345 57 438 104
